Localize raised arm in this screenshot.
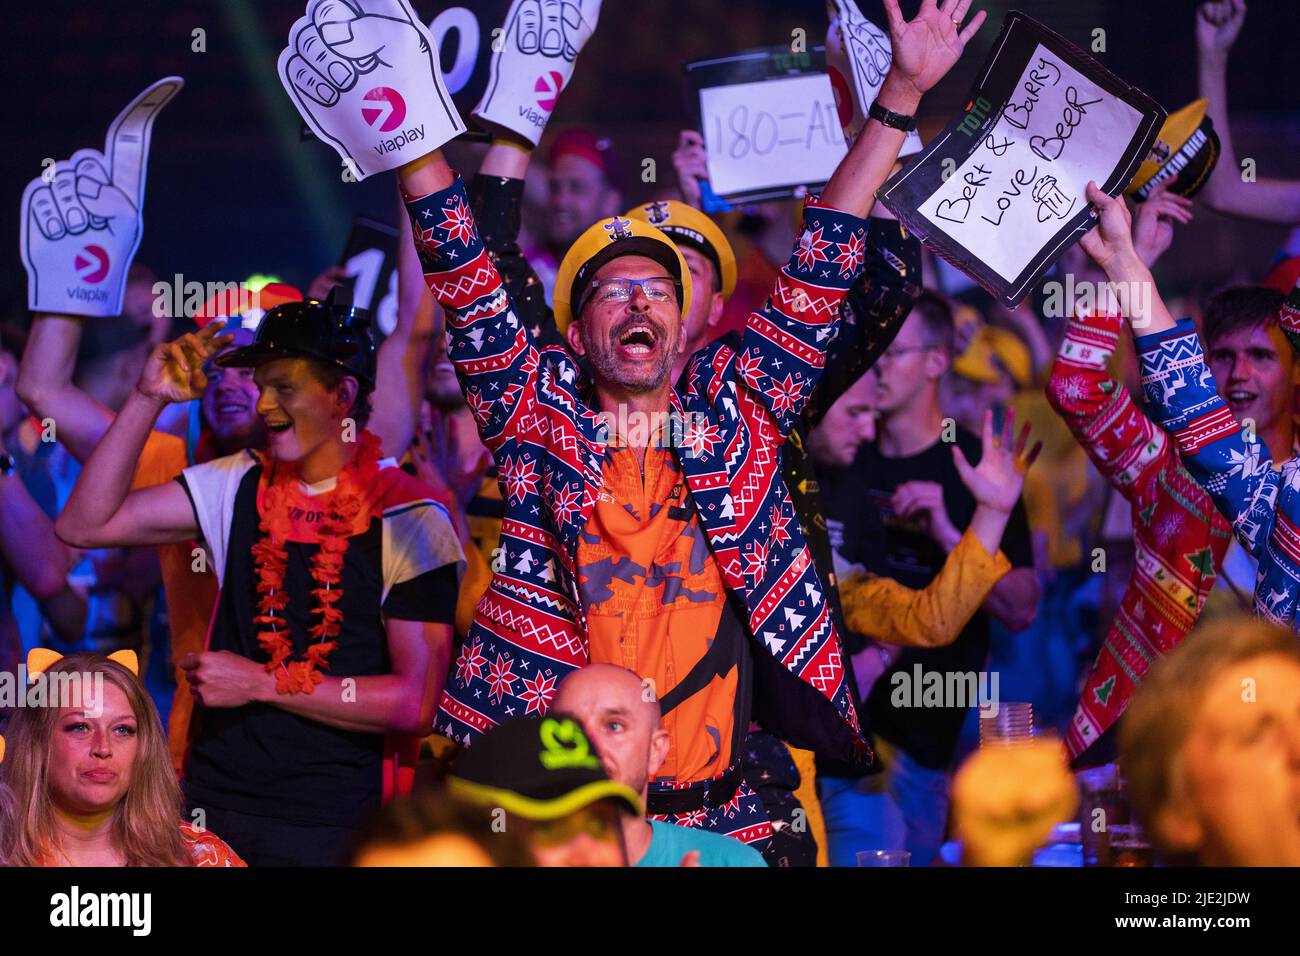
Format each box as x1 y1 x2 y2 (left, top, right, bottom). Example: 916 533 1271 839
1196 1 1300 224
840 529 1010 647
1048 180 1194 503
843 407 1036 644
740 0 985 433
810 213 923 426
16 315 116 463
367 193 438 460
55 326 230 549
466 0 600 349
398 151 542 455
471 136 564 348
1047 312 1170 505
1084 187 1275 558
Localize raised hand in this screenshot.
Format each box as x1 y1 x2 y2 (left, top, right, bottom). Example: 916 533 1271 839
1079 181 1139 273
1196 0 1246 59
882 0 986 98
1132 179 1194 268
825 0 922 154
20 78 182 318
308 264 350 301
952 407 1041 515
672 130 709 209
473 0 602 146
137 323 235 406
279 0 465 179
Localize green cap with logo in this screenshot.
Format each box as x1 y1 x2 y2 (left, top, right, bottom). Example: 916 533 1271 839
447 715 643 821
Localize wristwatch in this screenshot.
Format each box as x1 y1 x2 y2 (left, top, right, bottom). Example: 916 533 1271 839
868 100 917 132
0 453 15 478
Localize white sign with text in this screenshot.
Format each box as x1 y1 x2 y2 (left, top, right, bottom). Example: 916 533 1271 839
700 73 847 199
917 44 1141 283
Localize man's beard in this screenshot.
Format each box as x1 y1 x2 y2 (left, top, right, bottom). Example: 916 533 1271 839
582 316 679 394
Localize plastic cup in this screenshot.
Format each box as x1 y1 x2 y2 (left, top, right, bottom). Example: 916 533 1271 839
979 700 1033 746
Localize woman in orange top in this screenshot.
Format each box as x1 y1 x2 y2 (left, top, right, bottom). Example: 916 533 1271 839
0 650 243 867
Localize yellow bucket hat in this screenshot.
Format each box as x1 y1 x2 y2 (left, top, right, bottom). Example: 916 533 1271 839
625 200 736 301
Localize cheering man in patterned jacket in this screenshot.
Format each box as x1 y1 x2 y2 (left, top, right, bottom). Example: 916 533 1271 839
277 0 987 851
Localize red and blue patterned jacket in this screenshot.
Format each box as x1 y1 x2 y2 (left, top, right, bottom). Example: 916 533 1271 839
1137 318 1297 624
406 173 872 770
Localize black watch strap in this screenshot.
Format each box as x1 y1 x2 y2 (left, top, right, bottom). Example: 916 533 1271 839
868 100 917 132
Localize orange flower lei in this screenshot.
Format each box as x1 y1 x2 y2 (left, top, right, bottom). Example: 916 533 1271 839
252 431 383 694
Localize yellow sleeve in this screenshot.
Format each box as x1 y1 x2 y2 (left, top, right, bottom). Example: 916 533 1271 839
839 529 1012 648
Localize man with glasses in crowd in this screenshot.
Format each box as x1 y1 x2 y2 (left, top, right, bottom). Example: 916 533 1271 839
819 291 1039 865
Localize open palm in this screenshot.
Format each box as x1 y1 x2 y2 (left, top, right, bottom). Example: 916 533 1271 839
953 407 1041 514
884 0 986 95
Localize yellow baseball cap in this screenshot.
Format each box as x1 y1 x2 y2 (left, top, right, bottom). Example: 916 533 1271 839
953 325 1032 388
625 200 736 301
554 215 693 337
1127 99 1220 201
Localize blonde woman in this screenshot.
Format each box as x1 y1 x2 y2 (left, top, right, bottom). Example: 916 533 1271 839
0 650 243 866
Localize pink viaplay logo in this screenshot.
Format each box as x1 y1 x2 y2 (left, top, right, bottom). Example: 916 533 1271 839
75 245 110 283
361 87 407 132
534 71 563 113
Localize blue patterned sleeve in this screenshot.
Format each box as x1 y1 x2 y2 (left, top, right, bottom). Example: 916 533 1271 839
729 198 868 436
404 175 538 453
1135 318 1278 559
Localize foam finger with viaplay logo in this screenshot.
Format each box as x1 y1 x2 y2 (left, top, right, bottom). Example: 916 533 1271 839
278 0 465 180
472 0 602 147
20 76 183 318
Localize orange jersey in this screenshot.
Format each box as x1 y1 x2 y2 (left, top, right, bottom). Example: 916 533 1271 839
579 441 741 784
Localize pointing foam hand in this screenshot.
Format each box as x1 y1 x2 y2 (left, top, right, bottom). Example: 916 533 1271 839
20 77 182 318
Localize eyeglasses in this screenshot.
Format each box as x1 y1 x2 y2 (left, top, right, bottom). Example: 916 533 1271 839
877 344 934 365
578 276 680 314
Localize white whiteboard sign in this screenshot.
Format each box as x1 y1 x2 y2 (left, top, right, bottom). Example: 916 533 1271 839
699 74 847 199
916 43 1142 283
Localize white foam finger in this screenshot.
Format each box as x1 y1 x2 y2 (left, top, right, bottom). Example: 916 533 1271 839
52 168 92 235
103 77 183 210
286 52 339 106
28 184 66 240
298 22 356 91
